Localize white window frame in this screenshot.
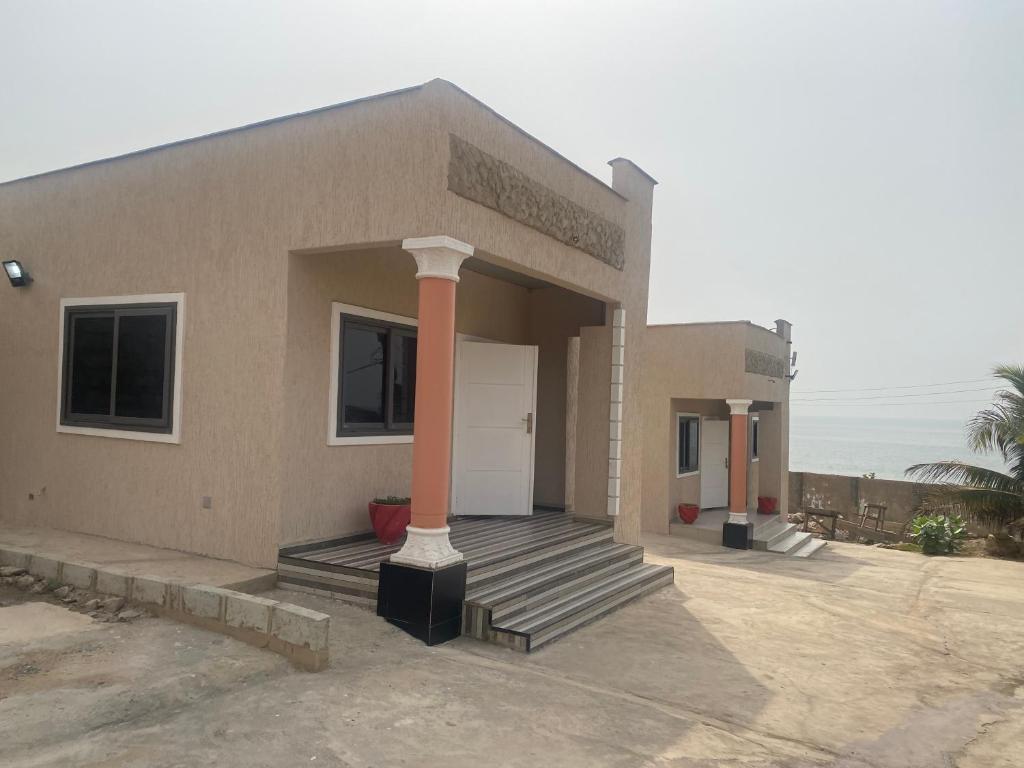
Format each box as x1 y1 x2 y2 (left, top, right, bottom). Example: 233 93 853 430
328 302 418 446
56 293 185 444
675 412 701 478
750 415 760 462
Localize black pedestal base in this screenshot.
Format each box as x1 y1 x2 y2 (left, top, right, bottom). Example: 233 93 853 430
377 560 467 646
722 521 754 550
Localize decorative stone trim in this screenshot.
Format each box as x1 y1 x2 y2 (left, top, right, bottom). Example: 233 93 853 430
0 545 330 672
744 348 786 378
390 525 464 569
402 236 474 282
447 134 626 269
607 308 626 516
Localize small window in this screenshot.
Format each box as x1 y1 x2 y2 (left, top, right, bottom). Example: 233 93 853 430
677 415 700 475
61 303 176 433
751 416 760 461
338 314 417 436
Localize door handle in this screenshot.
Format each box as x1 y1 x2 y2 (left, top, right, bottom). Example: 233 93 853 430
522 413 534 434
725 457 729 469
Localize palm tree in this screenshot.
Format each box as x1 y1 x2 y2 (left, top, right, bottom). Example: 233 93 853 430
906 364 1024 531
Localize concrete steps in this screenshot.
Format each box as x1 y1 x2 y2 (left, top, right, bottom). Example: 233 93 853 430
754 518 827 559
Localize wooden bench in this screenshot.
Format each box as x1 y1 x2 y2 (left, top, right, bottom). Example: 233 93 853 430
802 508 839 540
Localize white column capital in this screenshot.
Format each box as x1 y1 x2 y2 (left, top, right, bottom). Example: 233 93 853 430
402 236 474 282
726 398 753 416
391 525 464 569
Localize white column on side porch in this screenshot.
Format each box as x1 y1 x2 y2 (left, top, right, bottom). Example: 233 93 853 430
607 307 625 516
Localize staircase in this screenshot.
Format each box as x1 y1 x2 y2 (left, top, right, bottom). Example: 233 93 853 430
753 517 828 558
280 514 674 652
462 522 673 652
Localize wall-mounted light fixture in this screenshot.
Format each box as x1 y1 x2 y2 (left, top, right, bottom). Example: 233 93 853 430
2 260 31 287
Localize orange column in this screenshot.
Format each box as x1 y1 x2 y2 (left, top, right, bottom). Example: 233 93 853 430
726 399 752 522
390 236 473 570
409 275 457 529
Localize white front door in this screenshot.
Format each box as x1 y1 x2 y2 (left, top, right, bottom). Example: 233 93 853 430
700 419 730 509
452 341 538 516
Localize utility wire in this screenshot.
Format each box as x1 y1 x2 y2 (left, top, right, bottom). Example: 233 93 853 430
791 386 998 403
792 398 992 407
791 376 997 395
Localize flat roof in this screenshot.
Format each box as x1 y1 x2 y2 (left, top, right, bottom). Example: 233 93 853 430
1 79 636 200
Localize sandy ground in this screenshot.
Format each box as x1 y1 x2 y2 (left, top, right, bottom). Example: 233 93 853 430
1 535 1022 767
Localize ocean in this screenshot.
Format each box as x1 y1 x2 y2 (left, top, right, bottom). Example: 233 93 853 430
789 414 1010 481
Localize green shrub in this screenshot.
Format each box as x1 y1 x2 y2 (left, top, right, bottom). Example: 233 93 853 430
373 496 411 506
910 514 967 555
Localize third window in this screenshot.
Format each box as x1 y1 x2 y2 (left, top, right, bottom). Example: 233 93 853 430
677 415 700 475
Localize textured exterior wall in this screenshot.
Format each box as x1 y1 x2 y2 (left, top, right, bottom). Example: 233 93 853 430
0 78 654 564
0 87 449 566
564 336 580 511
279 248 533 546
527 287 605 508
573 324 612 522
758 401 789 511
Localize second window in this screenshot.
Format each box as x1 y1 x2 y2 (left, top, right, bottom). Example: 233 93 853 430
337 314 417 436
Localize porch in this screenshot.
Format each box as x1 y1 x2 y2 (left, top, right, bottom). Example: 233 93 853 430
279 511 673 652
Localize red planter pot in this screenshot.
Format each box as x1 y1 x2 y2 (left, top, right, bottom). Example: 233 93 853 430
368 502 412 544
757 496 778 515
677 503 700 524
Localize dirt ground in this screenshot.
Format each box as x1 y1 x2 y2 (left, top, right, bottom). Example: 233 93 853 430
2 535 1022 768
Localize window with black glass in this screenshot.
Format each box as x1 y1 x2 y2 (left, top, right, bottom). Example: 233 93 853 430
751 417 759 460
677 415 700 474
61 303 176 433
337 314 417 436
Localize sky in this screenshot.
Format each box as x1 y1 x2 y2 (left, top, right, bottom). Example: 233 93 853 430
2 1 1021 422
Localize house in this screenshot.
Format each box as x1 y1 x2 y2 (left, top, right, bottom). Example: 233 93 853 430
0 79 677 648
639 321 824 557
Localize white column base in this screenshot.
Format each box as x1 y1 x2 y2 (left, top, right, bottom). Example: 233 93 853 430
390 526 464 569
728 512 750 526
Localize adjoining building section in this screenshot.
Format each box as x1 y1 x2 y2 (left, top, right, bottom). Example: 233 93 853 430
640 320 825 557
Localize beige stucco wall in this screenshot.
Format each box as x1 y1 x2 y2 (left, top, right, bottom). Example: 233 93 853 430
642 323 791 533
573 323 613 522
0 78 654 566
0 85 447 567
280 247 531 545
528 287 605 508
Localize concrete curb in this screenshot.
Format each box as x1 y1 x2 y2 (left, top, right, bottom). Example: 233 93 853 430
1 546 329 672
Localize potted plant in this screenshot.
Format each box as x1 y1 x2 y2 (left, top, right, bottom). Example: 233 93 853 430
368 496 412 544
677 503 700 524
757 496 778 515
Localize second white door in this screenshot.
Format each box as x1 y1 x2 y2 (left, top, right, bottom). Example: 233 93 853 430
700 419 730 509
452 341 538 517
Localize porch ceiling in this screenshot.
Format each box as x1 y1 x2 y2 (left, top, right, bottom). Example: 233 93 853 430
462 256 549 289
